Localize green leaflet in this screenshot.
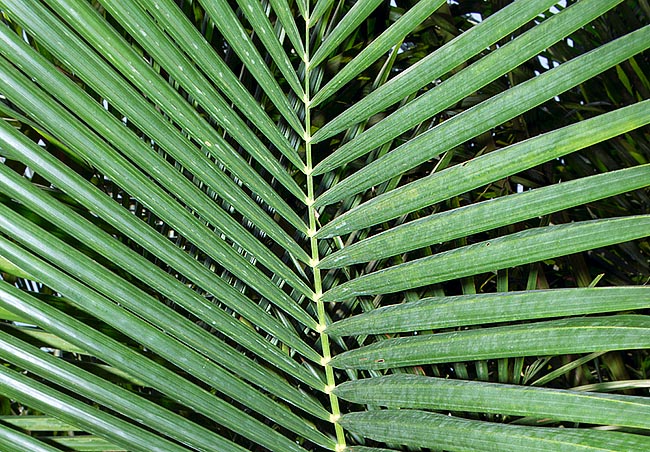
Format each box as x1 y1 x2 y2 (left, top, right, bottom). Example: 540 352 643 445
7 0 308 228
0 423 67 452
317 99 650 238
311 0 565 146
335 374 650 429
0 209 331 448
340 410 650 451
319 164 650 267
0 272 327 452
0 119 322 369
0 153 329 413
0 330 246 452
1 325 86 355
269 0 305 56
0 417 77 432
310 0 384 68
326 286 650 336
315 24 650 210
0 55 316 329
195 0 305 130
311 0 447 107
38 437 132 452
0 254 33 281
0 366 189 452
322 216 650 301
309 0 333 24
329 315 650 370
1 0 649 450
346 448 397 452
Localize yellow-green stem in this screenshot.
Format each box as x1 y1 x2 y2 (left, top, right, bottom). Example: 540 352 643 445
304 12 346 451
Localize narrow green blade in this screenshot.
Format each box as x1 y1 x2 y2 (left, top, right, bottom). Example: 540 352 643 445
0 160 327 412
269 0 305 56
0 58 315 329
0 330 246 452
335 374 650 429
0 253 33 280
138 0 304 167
309 0 334 24
314 25 650 208
0 211 331 447
233 0 305 98
330 315 650 370
0 23 312 289
0 417 77 432
317 99 650 238
340 410 650 451
5 0 308 227
311 0 562 145
319 164 650 267
0 366 189 452
196 0 305 132
310 0 384 68
0 421 87 452
311 0 447 107
45 436 132 452
326 287 650 336
296 0 308 20
313 0 621 171
1 325 87 355
100 0 305 195
0 256 326 451
0 120 322 366
322 216 650 301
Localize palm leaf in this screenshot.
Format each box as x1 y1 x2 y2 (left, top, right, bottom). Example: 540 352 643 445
0 0 649 451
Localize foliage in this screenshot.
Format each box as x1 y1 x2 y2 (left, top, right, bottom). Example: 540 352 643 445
0 0 649 451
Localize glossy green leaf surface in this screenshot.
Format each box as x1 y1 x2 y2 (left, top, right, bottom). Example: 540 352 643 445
0 365 189 452
311 0 447 107
340 410 650 451
315 25 650 208
0 417 77 432
0 279 323 452
317 98 650 237
320 164 650 266
335 374 650 428
0 330 246 452
0 119 321 362
0 214 329 449
330 315 650 370
0 423 62 452
139 0 304 167
313 0 621 166
311 0 564 144
326 286 650 336
11 0 307 217
322 216 650 301
310 0 384 68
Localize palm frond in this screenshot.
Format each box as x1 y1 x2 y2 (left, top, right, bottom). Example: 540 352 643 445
0 0 649 451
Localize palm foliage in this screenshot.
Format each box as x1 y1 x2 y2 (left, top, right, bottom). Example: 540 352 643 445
0 0 649 451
